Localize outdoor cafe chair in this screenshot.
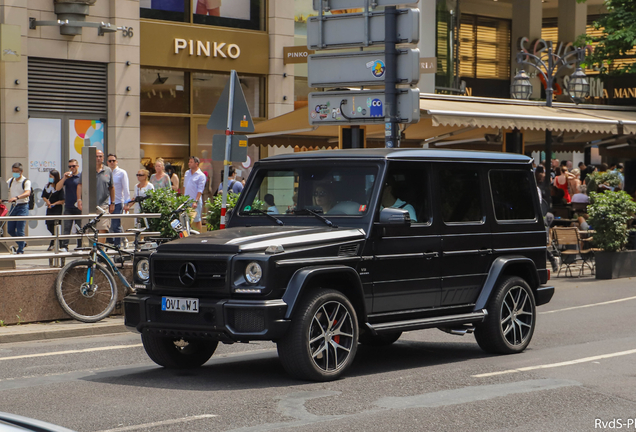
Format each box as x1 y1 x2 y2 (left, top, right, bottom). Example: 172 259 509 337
552 227 594 278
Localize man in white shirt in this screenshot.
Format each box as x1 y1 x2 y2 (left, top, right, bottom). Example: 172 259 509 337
107 154 130 246
184 156 207 232
6 162 31 254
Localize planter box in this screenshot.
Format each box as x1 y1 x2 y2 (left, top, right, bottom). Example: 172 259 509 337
595 250 636 279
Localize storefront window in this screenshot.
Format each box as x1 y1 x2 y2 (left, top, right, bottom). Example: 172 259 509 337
141 69 190 114
192 0 264 30
459 15 511 79
193 72 264 118
140 116 190 184
140 0 187 22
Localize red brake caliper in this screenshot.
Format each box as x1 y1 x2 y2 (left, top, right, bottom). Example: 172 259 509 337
332 319 340 344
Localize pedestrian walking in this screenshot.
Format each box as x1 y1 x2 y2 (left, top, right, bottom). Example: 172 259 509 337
149 158 172 189
107 154 130 246
56 159 82 251
77 149 114 234
126 169 154 228
217 166 244 195
6 162 31 254
183 156 206 232
164 162 180 192
41 170 65 251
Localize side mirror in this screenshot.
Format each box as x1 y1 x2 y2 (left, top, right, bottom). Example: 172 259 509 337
226 208 234 221
378 207 411 227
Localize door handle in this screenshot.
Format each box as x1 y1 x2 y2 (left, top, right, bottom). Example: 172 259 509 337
423 252 439 260
478 248 493 256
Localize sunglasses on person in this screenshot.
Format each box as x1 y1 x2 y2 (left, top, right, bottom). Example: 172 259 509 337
68 165 77 168
107 159 117 163
136 174 146 177
314 191 328 197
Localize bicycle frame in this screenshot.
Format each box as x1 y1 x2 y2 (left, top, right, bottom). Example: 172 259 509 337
86 229 133 292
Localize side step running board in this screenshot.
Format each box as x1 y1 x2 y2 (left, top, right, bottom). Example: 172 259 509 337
366 310 488 335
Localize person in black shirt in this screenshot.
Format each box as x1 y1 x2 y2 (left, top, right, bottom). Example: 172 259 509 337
41 170 65 251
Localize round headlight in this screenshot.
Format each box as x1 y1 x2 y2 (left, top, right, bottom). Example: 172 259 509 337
136 258 150 281
245 262 262 284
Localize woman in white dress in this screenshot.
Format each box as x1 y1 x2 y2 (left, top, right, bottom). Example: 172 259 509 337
126 169 155 227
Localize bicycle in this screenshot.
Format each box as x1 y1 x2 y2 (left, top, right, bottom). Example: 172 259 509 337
54 208 153 323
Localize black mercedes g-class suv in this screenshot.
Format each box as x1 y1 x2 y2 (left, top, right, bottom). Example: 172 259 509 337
125 149 554 381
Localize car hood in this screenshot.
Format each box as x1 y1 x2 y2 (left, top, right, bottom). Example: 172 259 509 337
157 226 366 254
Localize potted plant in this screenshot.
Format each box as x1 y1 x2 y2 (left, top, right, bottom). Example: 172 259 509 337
587 190 636 279
205 194 266 230
140 187 192 238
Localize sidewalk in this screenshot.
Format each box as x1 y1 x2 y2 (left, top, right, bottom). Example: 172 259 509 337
0 316 127 344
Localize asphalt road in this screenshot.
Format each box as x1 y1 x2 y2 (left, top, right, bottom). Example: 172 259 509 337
1 276 635 432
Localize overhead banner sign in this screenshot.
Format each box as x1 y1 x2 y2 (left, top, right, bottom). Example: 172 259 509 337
308 88 420 125
308 49 420 87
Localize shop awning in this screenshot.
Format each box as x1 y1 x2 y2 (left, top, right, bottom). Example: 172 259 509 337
252 95 636 145
421 98 628 135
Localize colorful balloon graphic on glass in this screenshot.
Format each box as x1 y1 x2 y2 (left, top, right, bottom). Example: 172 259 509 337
73 120 104 154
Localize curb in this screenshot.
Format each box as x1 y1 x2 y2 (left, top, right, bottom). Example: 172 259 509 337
0 318 129 344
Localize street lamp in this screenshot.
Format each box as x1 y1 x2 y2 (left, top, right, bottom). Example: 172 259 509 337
510 70 533 100
511 46 590 202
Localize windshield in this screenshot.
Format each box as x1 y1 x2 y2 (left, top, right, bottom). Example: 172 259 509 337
239 164 378 217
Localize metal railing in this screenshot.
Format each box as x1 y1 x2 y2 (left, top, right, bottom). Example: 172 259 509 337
0 213 162 268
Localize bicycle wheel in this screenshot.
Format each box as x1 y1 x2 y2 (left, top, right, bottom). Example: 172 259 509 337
55 259 118 323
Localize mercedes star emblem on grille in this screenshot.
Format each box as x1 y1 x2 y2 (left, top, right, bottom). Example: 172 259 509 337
178 262 197 286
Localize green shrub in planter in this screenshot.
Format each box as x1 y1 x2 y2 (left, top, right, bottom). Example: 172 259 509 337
205 194 265 231
585 171 621 193
587 191 636 252
140 187 192 238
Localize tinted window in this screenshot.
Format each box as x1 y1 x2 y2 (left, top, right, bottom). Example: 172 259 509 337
240 165 377 217
381 162 431 224
489 170 537 221
440 168 483 223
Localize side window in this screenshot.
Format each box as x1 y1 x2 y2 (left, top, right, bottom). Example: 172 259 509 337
381 162 430 224
489 170 537 221
439 167 483 223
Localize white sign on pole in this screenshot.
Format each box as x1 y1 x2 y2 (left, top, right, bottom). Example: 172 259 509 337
308 88 420 125
28 118 62 236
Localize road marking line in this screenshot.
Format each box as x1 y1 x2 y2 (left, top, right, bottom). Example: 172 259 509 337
0 344 142 361
95 414 217 432
540 295 636 315
472 348 636 378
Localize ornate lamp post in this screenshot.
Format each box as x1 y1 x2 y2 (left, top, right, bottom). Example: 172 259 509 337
511 46 590 200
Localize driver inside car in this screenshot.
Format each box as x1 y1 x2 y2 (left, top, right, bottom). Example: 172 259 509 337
380 180 417 222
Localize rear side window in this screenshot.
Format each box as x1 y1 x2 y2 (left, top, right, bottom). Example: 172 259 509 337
489 170 537 221
439 168 483 223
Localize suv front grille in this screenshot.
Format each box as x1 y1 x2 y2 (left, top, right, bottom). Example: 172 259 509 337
151 255 228 290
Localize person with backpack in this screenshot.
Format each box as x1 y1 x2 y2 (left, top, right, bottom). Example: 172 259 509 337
217 165 243 195
6 162 32 254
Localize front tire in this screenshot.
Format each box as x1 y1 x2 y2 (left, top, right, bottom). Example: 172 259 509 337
474 276 536 354
55 260 117 323
277 289 358 381
141 333 218 369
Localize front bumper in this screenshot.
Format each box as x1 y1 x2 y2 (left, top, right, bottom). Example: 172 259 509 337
124 294 290 342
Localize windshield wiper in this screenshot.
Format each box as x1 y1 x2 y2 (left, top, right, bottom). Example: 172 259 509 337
292 208 338 228
243 209 285 226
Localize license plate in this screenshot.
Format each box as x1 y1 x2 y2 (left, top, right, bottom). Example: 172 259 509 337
161 296 199 313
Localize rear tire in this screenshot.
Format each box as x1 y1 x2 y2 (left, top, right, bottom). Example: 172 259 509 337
359 331 402 347
277 289 358 381
474 276 536 354
141 333 218 369
55 259 117 323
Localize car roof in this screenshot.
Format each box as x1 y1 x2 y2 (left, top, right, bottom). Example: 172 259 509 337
262 148 532 164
